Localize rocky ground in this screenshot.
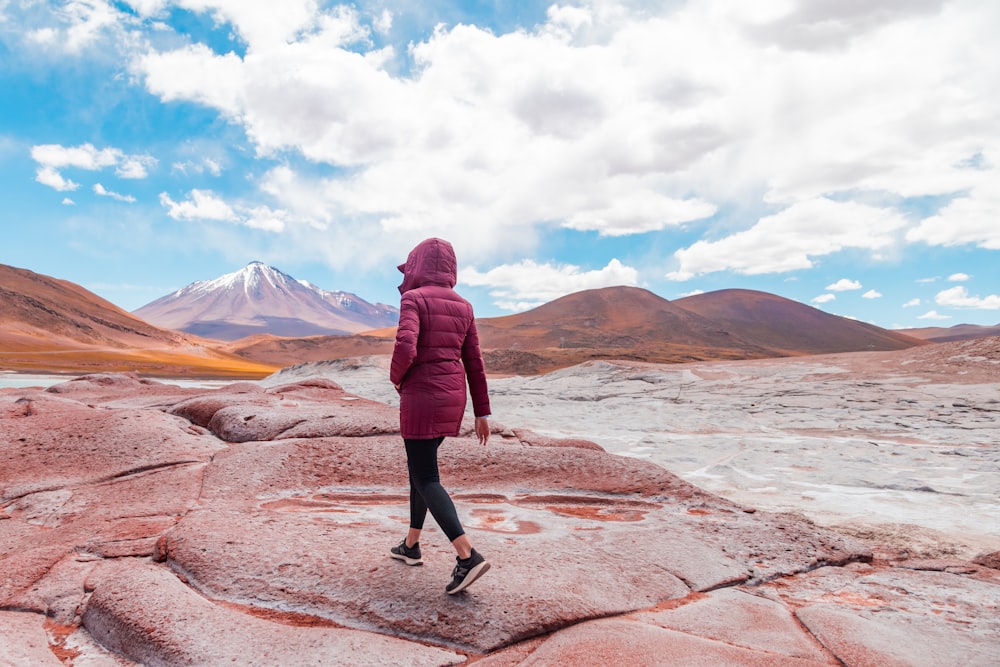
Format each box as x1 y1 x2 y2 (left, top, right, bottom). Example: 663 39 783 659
2 340 999 665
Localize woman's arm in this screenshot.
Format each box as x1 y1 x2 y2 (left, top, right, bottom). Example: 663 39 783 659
390 293 420 387
461 316 491 419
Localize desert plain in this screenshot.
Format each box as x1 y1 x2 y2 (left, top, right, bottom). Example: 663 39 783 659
2 338 999 665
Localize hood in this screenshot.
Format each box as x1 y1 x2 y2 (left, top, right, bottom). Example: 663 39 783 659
397 238 458 294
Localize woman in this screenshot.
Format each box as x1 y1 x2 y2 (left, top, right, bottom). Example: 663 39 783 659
389 238 492 594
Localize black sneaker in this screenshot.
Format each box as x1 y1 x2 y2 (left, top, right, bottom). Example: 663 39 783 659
390 540 423 566
445 549 490 594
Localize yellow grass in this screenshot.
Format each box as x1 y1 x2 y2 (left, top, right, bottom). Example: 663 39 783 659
0 348 280 380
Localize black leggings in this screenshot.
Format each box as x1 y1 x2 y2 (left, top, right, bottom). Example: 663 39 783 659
404 437 465 542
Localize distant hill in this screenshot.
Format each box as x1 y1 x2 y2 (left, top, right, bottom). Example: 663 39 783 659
897 323 1000 343
221 332 395 369
473 286 775 372
673 288 924 354
226 286 926 374
134 262 398 341
0 264 278 378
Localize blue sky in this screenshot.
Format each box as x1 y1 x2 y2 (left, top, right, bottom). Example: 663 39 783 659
1 0 998 329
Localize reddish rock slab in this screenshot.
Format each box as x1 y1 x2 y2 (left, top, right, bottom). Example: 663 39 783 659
157 434 869 653
973 550 1000 570
0 520 82 607
0 611 64 666
162 506 692 653
196 435 868 587
43 372 207 409
167 380 400 442
760 563 1000 667
7 553 101 625
1 395 222 500
82 560 464 666
637 588 833 661
0 389 83 418
165 386 268 427
500 617 835 666
512 428 605 451
1 372 941 665
1 385 209 599
796 605 995 667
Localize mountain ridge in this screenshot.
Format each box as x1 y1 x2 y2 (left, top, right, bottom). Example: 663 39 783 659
0 263 278 378
673 288 922 355
134 262 399 341
897 322 1000 343
1 264 934 377
224 286 929 374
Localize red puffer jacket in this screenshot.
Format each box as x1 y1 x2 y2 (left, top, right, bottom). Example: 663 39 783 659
390 238 491 440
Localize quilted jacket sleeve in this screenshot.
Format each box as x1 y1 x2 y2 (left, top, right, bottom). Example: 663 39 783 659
462 316 491 418
390 292 419 386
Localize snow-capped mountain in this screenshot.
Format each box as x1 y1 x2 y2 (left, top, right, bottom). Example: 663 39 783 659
134 262 399 340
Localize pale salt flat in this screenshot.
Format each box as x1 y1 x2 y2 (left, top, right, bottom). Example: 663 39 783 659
0 372 239 390
267 352 1000 560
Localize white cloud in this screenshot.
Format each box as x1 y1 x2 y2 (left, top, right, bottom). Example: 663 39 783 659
94 183 136 203
189 0 329 50
916 277 939 284
372 9 392 35
243 205 287 232
160 189 237 221
811 293 836 304
158 188 292 232
61 197 76 206
32 143 120 170
917 310 951 321
935 286 1000 310
459 259 638 312
947 273 971 282
902 298 921 308
117 155 157 179
31 143 154 191
35 166 79 191
862 289 882 299
27 0 128 52
203 158 222 176
826 278 862 292
564 188 716 236
667 198 907 280
71 0 1000 274
172 158 222 176
139 44 246 115
906 150 1000 251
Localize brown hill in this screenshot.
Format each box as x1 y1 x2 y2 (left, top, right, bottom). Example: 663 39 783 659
226 286 928 375
898 323 1000 343
221 332 395 368
0 264 279 378
225 287 779 374
673 288 926 355
474 286 777 373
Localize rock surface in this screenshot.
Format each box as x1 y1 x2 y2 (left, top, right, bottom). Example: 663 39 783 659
2 358 998 665
275 338 1000 561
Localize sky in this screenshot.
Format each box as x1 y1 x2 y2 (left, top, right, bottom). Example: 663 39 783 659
1 0 998 330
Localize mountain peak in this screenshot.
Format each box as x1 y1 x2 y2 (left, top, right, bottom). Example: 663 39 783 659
136 263 399 340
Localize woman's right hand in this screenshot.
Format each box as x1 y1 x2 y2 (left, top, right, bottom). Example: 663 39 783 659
475 416 490 445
